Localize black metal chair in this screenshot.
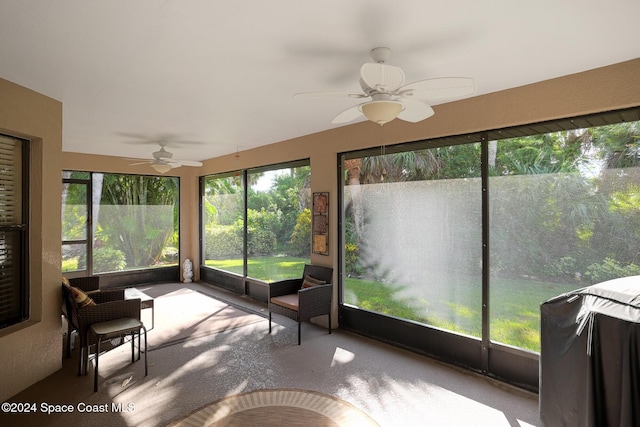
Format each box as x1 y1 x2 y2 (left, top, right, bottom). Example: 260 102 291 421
268 264 334 344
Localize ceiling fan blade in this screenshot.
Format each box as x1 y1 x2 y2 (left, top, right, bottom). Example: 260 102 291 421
128 161 152 166
397 99 435 123
118 133 205 145
294 91 367 99
174 159 203 167
360 63 405 92
332 104 364 124
398 77 476 100
124 157 152 161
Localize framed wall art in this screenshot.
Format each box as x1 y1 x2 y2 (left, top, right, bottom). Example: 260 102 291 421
312 192 329 255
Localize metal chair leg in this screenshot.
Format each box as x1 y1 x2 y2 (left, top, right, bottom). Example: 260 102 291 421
142 325 148 376
66 324 73 358
94 338 101 392
77 346 83 376
131 332 135 362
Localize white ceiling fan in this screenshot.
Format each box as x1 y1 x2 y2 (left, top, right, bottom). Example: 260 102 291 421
127 141 203 174
295 47 476 126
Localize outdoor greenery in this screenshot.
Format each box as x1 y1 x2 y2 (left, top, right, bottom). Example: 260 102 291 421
203 166 311 265
62 173 179 273
345 274 576 351
98 174 179 270
343 121 640 352
205 256 308 282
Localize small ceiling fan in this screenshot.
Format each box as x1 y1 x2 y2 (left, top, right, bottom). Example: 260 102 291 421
127 141 203 174
295 47 476 125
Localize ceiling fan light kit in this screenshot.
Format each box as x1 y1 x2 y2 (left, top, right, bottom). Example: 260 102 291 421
361 100 403 125
151 162 173 174
295 47 476 126
125 141 203 173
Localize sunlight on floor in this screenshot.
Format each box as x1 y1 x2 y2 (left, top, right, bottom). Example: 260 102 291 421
331 347 355 367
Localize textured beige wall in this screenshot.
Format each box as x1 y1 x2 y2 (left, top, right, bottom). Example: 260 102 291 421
0 77 63 401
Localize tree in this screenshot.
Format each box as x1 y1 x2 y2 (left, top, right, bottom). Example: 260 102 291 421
344 123 640 284
289 208 311 257
247 166 311 254
98 175 178 268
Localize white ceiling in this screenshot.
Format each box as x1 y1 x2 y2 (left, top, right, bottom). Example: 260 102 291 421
1 0 639 164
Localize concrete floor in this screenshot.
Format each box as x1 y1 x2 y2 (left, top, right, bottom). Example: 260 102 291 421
1 282 541 427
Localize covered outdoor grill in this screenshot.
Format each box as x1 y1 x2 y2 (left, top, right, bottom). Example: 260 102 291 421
540 275 640 426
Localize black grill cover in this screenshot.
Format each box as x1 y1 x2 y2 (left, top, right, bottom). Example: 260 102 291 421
540 275 640 426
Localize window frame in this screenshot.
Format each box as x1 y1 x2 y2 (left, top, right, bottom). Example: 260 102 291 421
199 158 311 292
0 134 29 330
62 171 180 277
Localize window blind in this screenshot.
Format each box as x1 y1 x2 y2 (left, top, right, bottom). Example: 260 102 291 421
0 135 25 328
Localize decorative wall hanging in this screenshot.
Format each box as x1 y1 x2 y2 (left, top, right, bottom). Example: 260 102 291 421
312 192 329 255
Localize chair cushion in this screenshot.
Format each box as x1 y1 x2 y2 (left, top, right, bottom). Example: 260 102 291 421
301 275 325 289
270 294 299 311
90 317 143 337
69 286 96 308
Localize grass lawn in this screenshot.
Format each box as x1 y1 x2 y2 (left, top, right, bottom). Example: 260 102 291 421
205 256 310 282
207 256 579 352
70 251 579 352
345 274 578 352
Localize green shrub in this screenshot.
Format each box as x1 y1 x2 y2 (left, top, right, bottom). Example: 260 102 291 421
288 208 311 257
247 228 277 255
585 257 640 284
204 225 243 258
160 246 179 264
544 256 578 280
223 208 279 256
92 246 126 273
345 243 363 277
62 258 79 273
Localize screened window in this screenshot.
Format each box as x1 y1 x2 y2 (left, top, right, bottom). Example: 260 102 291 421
340 108 640 357
0 134 28 329
61 172 90 273
247 163 311 281
201 161 311 282
62 172 179 274
202 172 245 275
342 142 482 337
489 120 640 351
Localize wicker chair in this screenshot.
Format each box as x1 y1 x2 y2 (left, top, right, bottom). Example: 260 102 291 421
63 277 100 358
62 278 141 376
268 264 334 345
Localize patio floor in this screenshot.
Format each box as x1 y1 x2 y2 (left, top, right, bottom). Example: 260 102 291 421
2 281 541 426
